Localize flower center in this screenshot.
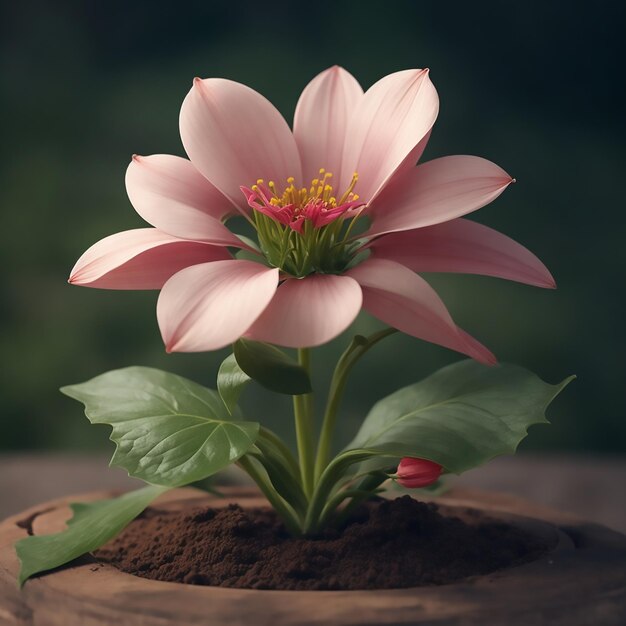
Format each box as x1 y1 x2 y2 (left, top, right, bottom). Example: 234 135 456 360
244 169 361 232
240 169 367 278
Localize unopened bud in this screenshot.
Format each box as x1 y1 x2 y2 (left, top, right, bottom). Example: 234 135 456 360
393 457 442 488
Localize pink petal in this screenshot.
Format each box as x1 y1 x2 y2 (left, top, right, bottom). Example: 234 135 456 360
396 458 442 488
157 260 279 352
347 259 495 364
366 155 514 238
126 155 244 246
390 129 433 181
68 229 231 290
179 78 302 209
293 66 363 185
341 69 439 203
246 274 362 348
370 218 556 288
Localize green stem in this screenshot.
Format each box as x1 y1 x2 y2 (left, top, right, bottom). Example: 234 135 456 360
259 427 300 477
303 449 372 534
332 472 390 530
314 328 397 481
340 207 366 244
238 456 302 535
251 441 308 516
317 487 384 529
293 348 315 497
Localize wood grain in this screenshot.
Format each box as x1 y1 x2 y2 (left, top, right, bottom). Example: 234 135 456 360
1 487 625 626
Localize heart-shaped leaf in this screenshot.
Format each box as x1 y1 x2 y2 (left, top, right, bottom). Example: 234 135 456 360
234 338 312 395
16 485 168 586
217 353 251 414
347 361 574 474
61 367 259 486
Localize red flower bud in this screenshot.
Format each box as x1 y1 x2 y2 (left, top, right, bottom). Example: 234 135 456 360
394 457 442 488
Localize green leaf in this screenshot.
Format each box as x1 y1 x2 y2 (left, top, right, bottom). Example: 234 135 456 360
217 353 251 414
61 367 260 486
16 485 168 586
234 338 312 395
347 361 574 474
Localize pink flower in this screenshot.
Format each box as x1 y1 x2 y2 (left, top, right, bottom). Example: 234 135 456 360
394 458 443 488
69 67 555 358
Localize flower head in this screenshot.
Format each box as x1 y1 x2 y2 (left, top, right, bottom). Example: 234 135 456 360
394 457 443 488
69 67 554 357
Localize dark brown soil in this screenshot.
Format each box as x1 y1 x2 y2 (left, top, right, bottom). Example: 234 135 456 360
94 496 550 590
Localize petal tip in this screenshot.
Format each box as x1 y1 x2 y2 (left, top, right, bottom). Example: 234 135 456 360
410 68 430 81
325 65 346 76
482 351 498 367
461 331 497 366
475 351 498 367
532 266 557 289
68 270 83 285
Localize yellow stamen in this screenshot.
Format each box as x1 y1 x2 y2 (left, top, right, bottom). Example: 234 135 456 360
338 173 359 204
250 169 360 213
268 181 278 198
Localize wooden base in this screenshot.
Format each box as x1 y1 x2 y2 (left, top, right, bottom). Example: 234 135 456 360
1 487 625 625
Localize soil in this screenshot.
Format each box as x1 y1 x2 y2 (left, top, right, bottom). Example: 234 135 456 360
94 496 550 590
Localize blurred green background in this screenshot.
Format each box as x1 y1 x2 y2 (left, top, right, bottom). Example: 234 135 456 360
1 0 624 456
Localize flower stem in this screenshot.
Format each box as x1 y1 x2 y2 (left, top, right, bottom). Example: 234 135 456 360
251 438 308 516
332 472 390 529
313 328 397 481
259 427 300 477
293 348 315 498
317 486 385 529
303 449 372 534
237 456 302 535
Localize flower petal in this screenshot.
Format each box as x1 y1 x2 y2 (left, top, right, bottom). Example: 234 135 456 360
157 260 279 352
370 218 556 288
68 229 231 290
365 155 514 238
390 129 433 182
341 69 439 202
246 274 362 348
347 258 495 364
293 66 363 185
179 78 302 209
126 155 243 246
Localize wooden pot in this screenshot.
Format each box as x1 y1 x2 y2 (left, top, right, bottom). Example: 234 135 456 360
1 486 625 626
